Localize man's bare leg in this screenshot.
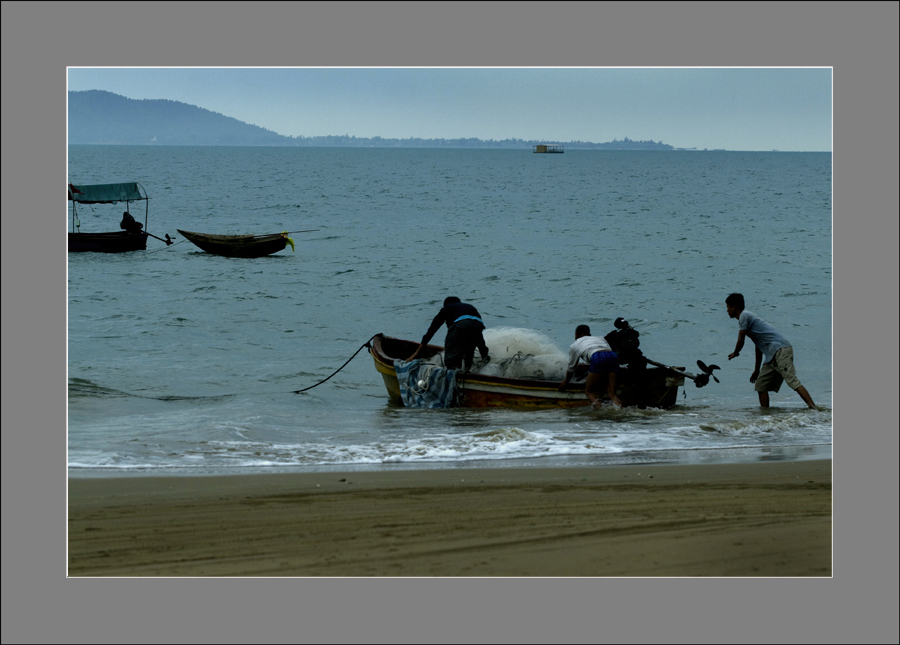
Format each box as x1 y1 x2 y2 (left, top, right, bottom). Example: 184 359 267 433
607 372 623 408
585 372 604 408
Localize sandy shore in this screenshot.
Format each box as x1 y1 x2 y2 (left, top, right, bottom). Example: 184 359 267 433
68 460 831 577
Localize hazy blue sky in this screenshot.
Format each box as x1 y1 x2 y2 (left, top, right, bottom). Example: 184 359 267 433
68 67 832 151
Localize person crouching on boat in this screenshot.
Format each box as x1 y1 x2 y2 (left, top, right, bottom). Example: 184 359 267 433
120 211 143 234
558 324 623 409
407 296 490 372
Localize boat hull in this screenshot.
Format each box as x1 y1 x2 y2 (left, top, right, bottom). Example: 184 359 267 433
369 334 684 409
68 231 149 253
177 230 288 258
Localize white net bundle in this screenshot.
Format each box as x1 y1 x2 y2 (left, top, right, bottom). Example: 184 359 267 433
426 327 569 381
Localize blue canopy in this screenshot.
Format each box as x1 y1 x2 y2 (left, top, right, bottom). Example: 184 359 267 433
68 182 146 204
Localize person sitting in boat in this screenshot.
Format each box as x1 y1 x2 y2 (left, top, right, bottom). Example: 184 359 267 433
558 324 623 409
407 296 490 372
120 211 143 234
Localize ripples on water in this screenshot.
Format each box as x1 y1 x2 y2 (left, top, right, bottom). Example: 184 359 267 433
68 147 832 475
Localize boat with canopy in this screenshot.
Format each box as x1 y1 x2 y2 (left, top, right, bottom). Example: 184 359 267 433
68 182 170 253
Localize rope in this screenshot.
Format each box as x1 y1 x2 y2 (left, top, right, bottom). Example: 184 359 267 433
653 386 678 408
268 229 317 237
144 238 186 255
88 336 378 398
293 335 378 393
71 335 379 401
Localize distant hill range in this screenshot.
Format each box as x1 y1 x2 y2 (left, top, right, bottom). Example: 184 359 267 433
68 90 676 150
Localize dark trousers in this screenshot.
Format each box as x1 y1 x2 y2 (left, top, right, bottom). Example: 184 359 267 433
444 319 487 370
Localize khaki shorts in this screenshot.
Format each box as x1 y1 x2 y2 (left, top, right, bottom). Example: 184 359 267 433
755 346 802 392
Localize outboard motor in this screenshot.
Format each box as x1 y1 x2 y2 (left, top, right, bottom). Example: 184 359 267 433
604 317 646 370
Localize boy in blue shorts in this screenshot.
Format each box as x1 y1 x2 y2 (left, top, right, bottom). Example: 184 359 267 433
558 324 623 408
726 293 818 409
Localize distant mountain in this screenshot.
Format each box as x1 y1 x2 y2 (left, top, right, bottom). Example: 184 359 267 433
68 90 677 150
68 90 289 146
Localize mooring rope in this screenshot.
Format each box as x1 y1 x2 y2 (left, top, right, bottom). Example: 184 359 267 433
144 238 186 255
71 335 379 401
293 335 378 393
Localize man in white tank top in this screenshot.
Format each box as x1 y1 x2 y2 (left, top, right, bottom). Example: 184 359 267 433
558 324 623 408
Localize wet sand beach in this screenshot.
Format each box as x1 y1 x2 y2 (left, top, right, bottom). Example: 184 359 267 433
68 460 831 577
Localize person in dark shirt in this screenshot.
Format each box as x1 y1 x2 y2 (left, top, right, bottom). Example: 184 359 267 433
120 211 143 234
407 296 490 371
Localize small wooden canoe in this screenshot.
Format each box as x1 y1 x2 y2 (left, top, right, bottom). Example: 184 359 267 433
369 334 686 409
177 230 292 258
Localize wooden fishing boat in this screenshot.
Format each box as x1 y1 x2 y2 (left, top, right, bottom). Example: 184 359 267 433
369 334 689 409
68 182 164 253
177 230 293 258
68 230 148 253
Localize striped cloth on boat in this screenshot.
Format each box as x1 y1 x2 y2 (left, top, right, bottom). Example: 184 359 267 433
394 359 458 408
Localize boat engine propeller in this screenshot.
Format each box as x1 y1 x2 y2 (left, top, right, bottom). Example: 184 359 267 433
696 360 721 384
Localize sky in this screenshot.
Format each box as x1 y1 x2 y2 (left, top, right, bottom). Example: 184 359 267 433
67 68 832 151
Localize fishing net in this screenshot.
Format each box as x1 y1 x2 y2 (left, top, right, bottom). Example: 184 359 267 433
424 327 569 381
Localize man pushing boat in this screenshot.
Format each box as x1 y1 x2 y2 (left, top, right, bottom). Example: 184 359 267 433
407 296 490 372
726 293 818 410
558 324 623 409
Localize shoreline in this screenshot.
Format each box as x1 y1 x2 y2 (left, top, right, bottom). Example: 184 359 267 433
69 458 832 577
67 443 833 479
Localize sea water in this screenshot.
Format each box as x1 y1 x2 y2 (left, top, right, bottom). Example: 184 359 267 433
67 146 832 476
